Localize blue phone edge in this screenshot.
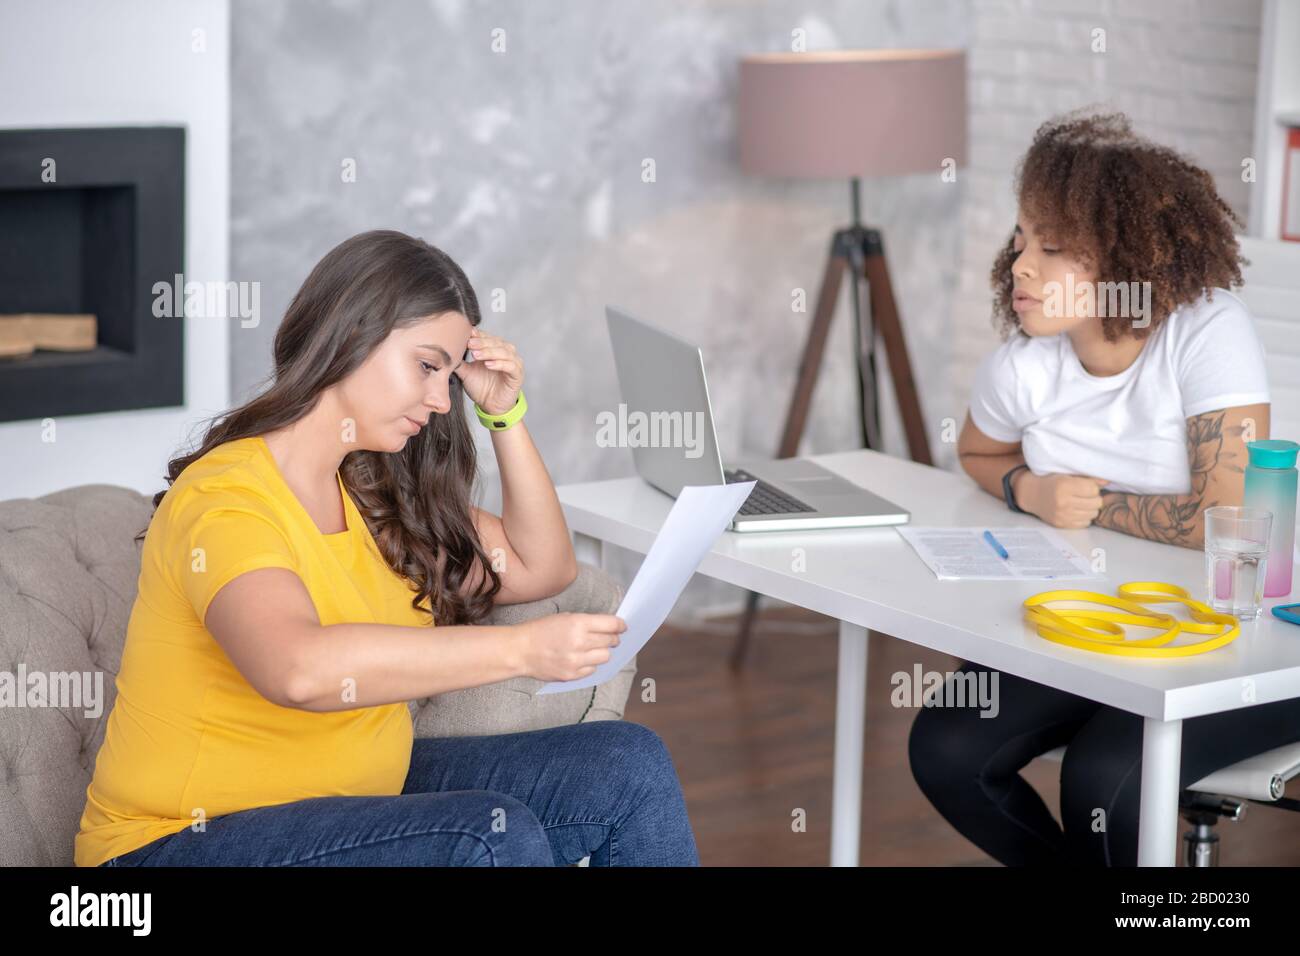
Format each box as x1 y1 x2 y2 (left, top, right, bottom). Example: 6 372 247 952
1272 603 1300 626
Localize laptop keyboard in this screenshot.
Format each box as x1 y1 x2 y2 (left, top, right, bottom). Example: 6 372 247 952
725 469 816 516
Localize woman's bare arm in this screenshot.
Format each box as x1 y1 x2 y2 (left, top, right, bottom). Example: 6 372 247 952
956 411 1031 501
470 420 578 604
1093 402 1269 550
204 567 526 713
958 412 1106 530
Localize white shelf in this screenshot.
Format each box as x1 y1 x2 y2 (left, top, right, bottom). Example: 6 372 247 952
1248 0 1300 240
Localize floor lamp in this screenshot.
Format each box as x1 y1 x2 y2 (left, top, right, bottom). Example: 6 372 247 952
731 49 968 668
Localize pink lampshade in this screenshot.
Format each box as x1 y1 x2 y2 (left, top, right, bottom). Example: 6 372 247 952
738 49 968 179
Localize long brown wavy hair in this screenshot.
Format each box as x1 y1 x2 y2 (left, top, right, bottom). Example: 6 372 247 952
990 109 1247 343
134 229 502 626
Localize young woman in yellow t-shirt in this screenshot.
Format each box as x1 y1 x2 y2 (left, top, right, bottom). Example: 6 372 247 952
79 229 698 867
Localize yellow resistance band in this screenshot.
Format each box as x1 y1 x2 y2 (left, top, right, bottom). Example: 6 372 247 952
1023 581 1241 658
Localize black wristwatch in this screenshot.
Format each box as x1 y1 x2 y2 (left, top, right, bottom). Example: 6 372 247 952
1002 463 1031 513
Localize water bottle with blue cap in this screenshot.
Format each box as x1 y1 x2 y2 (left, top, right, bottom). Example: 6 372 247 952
1243 439 1298 598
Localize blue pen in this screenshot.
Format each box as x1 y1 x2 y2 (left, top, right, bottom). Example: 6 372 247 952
983 529 1010 559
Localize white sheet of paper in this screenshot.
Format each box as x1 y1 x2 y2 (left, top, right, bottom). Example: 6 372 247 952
537 481 756 694
896 526 1103 581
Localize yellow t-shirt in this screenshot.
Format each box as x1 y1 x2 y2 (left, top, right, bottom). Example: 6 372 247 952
74 435 433 867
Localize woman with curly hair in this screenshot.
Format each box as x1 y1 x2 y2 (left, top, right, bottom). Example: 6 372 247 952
75 229 699 867
908 111 1300 866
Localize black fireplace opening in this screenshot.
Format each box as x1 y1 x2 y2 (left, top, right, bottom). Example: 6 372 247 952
0 127 184 423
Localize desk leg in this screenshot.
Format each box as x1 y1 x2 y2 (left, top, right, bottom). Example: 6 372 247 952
831 621 869 867
573 531 604 570
1137 717 1182 866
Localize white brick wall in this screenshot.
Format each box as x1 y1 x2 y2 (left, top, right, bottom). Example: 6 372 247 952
927 0 1263 474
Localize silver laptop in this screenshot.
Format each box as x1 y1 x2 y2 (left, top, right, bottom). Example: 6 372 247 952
605 306 910 532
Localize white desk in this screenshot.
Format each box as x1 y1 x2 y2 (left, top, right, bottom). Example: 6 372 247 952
556 449 1300 867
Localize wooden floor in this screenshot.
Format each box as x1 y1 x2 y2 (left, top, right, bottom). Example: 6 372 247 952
623 603 1300 867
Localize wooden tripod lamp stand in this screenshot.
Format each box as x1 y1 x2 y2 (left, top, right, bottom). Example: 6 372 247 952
732 49 968 664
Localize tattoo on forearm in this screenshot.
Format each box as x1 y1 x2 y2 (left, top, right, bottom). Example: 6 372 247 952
1094 409 1242 548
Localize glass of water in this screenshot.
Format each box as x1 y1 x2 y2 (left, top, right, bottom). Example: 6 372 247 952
1204 506 1273 620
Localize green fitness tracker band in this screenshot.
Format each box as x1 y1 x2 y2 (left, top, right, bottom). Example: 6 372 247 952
1003 463 1030 513
475 390 527 430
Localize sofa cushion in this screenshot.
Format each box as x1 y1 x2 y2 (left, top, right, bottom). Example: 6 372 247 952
0 483 633 866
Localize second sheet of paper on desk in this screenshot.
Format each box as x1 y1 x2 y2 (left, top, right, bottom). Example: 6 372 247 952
896 526 1103 581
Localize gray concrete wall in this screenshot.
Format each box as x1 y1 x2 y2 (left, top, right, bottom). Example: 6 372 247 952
230 0 973 620
229 0 1262 622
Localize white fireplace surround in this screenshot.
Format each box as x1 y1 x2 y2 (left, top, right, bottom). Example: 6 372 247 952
0 0 231 499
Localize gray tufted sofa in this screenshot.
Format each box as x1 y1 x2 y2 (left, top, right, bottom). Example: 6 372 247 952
0 483 635 867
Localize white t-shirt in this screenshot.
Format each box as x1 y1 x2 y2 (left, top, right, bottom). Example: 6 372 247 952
968 288 1271 495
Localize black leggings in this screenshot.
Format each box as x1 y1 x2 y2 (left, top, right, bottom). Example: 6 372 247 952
907 662 1300 866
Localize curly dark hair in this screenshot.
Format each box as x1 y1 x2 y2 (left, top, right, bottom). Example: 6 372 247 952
990 109 1247 343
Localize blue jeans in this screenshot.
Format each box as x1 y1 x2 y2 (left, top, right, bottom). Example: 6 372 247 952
98 720 698 866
